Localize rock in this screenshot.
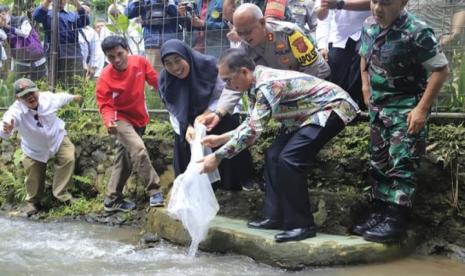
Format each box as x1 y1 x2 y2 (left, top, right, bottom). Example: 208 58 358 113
145 208 416 269
137 232 160 249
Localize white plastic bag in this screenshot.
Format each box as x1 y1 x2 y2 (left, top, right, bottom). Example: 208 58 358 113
167 122 220 256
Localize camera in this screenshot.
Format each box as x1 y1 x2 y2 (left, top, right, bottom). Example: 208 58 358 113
180 1 198 17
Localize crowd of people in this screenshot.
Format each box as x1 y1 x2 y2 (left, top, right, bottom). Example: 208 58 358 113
0 0 462 246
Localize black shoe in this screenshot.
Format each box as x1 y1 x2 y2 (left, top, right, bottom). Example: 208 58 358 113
149 192 164 207
352 212 384 236
247 218 282 230
275 227 317 243
363 204 409 243
241 180 257 191
104 198 136 212
352 200 387 236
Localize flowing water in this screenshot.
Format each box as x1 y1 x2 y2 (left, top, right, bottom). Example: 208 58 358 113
0 216 464 276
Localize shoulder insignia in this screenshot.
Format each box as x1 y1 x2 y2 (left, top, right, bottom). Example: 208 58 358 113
267 33 274 42
288 31 318 66
275 42 286 50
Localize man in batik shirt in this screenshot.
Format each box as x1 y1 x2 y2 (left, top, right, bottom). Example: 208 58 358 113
199 48 359 243
354 0 449 243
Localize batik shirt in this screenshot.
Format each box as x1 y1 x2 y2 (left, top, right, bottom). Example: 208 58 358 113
214 65 359 159
359 11 448 109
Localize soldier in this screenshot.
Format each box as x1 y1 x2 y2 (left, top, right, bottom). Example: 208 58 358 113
353 0 449 243
199 3 331 129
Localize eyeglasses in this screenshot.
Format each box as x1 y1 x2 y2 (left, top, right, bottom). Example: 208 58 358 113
221 70 240 88
33 114 43 128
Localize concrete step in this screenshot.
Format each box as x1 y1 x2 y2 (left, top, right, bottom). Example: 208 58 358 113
146 208 415 269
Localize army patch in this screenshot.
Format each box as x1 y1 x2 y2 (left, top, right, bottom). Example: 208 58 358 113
288 31 318 66
267 33 274 41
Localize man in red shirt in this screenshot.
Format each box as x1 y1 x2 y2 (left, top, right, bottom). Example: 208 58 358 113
96 35 163 212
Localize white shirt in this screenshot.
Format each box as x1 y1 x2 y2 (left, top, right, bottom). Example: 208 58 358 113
314 1 370 49
79 26 102 71
0 92 75 163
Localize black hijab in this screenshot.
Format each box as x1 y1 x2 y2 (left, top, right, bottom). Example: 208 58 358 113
158 39 218 141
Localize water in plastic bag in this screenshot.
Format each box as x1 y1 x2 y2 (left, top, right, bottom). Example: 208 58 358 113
167 122 220 256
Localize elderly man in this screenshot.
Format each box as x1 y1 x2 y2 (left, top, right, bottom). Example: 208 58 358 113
0 78 82 216
199 48 359 242
200 3 331 130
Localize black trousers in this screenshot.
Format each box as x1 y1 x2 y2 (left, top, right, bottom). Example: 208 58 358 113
173 113 254 190
328 38 365 110
263 112 345 229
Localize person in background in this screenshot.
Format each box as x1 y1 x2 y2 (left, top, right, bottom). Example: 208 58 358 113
315 0 371 109
288 0 318 36
0 4 47 81
96 36 163 212
0 78 82 216
198 48 359 242
33 0 89 88
178 0 230 57
159 39 255 190
407 0 465 47
354 0 449 243
126 0 180 71
78 4 101 80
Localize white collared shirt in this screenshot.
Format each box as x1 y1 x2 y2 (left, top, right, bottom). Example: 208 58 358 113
0 92 75 163
315 1 371 49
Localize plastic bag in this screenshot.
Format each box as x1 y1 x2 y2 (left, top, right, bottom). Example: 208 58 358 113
167 122 220 256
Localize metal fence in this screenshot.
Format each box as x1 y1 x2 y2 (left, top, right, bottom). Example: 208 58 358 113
0 0 465 112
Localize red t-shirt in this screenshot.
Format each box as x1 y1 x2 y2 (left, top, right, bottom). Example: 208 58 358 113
96 55 158 128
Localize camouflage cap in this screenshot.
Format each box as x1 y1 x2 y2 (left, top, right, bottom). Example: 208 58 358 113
13 78 39 97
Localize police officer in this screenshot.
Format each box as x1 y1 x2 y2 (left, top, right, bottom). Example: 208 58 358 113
198 3 331 130
236 3 330 79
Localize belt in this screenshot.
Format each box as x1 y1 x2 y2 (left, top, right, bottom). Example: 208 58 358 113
15 57 46 67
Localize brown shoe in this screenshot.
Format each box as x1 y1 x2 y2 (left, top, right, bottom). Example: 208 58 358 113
22 202 40 217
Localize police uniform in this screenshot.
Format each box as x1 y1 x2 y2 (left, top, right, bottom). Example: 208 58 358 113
288 0 317 33
241 20 331 79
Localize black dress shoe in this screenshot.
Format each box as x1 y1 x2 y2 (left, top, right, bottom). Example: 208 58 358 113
275 227 317 243
247 218 282 230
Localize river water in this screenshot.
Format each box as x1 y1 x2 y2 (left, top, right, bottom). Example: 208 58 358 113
0 216 464 276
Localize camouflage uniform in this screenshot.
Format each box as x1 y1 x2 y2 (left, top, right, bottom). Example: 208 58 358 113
241 20 331 79
359 12 448 207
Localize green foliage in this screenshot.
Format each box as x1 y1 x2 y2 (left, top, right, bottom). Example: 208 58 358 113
47 198 103 218
428 124 465 209
438 50 465 112
0 164 26 206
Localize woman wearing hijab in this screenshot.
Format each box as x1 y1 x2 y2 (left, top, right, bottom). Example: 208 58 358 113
159 39 255 191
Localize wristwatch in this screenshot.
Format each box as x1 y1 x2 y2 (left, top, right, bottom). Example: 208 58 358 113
336 0 345 10
213 110 224 120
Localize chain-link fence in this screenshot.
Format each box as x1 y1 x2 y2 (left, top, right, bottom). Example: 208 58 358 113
0 0 465 112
